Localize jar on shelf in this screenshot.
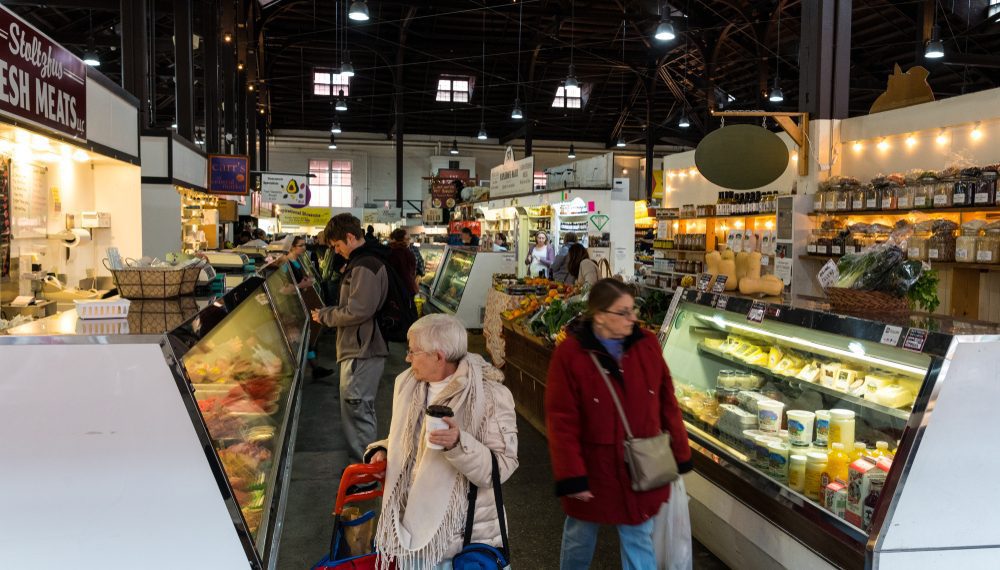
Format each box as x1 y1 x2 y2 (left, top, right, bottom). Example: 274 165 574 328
830 233 847 257
933 179 955 208
850 185 866 211
881 182 898 210
928 230 956 262
976 224 1000 264
864 183 881 211
953 169 978 207
907 231 931 261
828 185 846 212
976 171 997 207
895 184 913 210
913 178 936 209
955 227 981 263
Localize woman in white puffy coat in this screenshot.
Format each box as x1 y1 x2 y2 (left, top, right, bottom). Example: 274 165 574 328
365 314 518 570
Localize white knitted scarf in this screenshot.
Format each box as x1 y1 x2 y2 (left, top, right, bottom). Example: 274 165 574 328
375 353 502 570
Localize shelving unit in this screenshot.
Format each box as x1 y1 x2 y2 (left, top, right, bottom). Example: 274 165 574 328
799 253 1000 272
809 204 1000 218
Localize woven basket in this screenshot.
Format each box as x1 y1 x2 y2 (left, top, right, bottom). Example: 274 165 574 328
826 287 910 316
104 260 183 299
179 262 207 295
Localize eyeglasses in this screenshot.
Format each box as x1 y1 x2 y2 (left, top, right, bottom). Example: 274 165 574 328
406 349 428 357
602 307 639 318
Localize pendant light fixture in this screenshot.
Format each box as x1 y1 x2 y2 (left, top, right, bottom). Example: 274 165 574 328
568 144 576 159
335 90 348 111
82 12 100 66
478 123 488 140
512 1 524 120
348 0 370 22
477 10 488 141
616 136 627 148
678 113 691 128
449 139 460 155
654 3 675 42
615 18 626 149
341 51 355 78
331 119 342 134
769 5 784 103
328 134 337 149
565 0 579 89
925 25 945 59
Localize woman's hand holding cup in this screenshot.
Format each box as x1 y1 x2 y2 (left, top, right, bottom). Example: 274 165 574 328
428 416 461 451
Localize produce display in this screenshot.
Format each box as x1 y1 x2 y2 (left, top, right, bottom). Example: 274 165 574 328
703 247 784 297
833 227 940 313
497 276 582 344
182 289 297 537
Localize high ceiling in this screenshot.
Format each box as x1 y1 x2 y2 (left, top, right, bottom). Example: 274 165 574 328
5 0 1000 149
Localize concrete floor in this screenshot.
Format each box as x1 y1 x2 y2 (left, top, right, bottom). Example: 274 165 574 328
276 331 728 570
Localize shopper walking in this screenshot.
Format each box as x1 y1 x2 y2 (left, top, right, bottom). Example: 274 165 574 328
388 228 419 295
545 279 692 570
550 232 578 283
313 213 390 463
365 314 518 570
525 231 555 278
566 243 600 287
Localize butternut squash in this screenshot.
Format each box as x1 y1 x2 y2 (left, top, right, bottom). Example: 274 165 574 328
718 258 738 290
738 274 784 297
705 251 722 275
745 252 763 280
735 252 750 281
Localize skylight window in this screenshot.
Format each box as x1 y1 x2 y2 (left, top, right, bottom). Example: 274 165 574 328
552 84 587 109
314 68 350 96
436 75 475 103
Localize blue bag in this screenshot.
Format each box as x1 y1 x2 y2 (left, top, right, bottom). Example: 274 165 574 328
452 453 511 570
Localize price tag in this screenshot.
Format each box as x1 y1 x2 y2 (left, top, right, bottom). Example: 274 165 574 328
975 192 989 204
761 255 770 267
852 199 864 210
954 192 966 203
977 250 993 263
880 325 903 347
928 248 939 260
908 247 920 259
711 274 728 294
898 197 910 208
914 196 926 207
817 259 840 289
807 244 817 254
696 273 712 292
747 300 766 324
832 245 842 255
933 194 948 206
715 294 729 310
866 199 878 209
903 328 929 352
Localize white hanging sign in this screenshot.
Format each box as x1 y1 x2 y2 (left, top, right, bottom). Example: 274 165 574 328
490 146 534 197
260 172 309 206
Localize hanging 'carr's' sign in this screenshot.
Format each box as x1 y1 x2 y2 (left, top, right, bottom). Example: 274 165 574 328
208 155 249 195
0 6 86 139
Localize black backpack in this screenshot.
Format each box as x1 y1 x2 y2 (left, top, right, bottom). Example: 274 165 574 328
348 248 417 343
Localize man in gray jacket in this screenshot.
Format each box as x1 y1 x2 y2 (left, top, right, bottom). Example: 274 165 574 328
312 213 389 463
550 232 577 283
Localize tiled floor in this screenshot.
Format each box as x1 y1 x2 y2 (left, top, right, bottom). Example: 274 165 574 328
276 331 729 570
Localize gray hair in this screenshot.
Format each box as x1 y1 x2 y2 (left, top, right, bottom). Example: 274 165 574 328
407 314 468 363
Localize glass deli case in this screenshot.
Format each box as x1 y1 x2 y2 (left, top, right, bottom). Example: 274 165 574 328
658 288 1000 569
425 247 516 328
418 243 447 291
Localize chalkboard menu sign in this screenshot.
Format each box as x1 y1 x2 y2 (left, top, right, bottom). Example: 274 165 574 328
0 157 11 277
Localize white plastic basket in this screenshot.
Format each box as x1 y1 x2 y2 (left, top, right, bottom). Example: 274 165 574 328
74 298 132 320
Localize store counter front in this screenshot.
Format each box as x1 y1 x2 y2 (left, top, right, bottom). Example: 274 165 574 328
0 266 310 568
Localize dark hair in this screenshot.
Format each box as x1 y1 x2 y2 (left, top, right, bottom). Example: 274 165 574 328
390 228 408 242
563 232 578 244
461 227 473 236
291 236 305 249
238 231 251 243
326 213 365 243
567 243 590 278
586 278 634 319
495 233 507 245
366 225 375 234
253 228 266 239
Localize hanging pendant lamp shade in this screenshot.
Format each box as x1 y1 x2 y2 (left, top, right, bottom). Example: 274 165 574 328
925 38 944 59
341 53 355 78
511 98 524 120
331 120 342 134
568 144 576 159
449 139 460 155
349 0 370 21
335 90 348 112
565 65 579 90
328 134 337 149
678 114 691 128
83 48 100 67
654 19 676 41
768 79 784 103
477 123 488 140
616 136 626 148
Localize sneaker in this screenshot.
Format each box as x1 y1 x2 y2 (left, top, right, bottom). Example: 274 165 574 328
312 366 335 378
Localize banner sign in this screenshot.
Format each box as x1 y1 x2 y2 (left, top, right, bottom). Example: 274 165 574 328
260 172 309 206
279 206 332 227
208 155 249 195
0 5 87 139
490 146 533 197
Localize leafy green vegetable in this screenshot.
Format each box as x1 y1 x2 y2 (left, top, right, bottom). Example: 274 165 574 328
907 269 940 313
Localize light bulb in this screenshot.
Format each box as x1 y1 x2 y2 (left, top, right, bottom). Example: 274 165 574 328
349 0 370 21
877 139 889 151
678 114 690 128
511 98 523 120
616 136 626 148
654 19 676 42
905 135 917 148
477 123 488 140
567 144 576 159
936 133 948 145
971 125 983 141
852 142 863 152
449 139 459 155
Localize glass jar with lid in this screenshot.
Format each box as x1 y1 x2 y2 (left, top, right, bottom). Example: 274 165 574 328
913 177 936 209
881 182 898 210
953 169 979 207
812 191 825 213
850 184 865 211
955 227 981 263
863 183 880 211
896 184 914 210
928 230 957 262
976 223 1000 264
933 179 955 208
824 185 843 212
907 231 931 261
976 171 997 207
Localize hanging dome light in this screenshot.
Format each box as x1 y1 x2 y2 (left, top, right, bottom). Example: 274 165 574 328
565 64 579 90
654 19 676 42
511 98 524 120
330 120 342 134
349 0 370 22
567 143 576 159
768 78 784 103
341 53 355 78
82 48 100 67
449 139 460 155
678 114 690 128
335 90 348 111
328 134 337 149
925 27 944 59
616 136 627 148
477 123 488 140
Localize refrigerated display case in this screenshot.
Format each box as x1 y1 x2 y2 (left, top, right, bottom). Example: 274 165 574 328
418 243 447 291
1 271 310 569
657 288 1000 569
425 247 516 328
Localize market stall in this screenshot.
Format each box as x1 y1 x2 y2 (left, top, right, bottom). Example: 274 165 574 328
423 246 516 328
0 267 311 568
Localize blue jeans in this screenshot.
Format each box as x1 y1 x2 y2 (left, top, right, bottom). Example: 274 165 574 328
560 516 656 570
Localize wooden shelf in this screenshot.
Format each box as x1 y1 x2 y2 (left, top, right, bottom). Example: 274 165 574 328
677 212 778 221
654 248 708 254
809 205 1000 217
800 254 1000 272
697 345 911 421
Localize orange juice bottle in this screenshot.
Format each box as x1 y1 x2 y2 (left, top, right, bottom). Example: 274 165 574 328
827 442 851 483
851 442 868 463
872 441 892 459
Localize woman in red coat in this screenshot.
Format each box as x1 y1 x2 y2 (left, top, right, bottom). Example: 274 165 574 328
545 279 692 569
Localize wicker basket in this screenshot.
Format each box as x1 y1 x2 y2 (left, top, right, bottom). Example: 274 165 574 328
826 287 910 316
103 259 207 299
180 262 208 295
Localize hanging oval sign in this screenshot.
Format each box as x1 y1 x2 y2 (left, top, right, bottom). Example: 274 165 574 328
694 124 789 190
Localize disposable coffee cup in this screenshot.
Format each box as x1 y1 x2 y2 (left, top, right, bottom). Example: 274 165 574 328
425 405 454 450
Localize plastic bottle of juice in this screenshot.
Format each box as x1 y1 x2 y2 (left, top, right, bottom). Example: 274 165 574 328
826 442 851 483
851 442 868 463
872 441 892 459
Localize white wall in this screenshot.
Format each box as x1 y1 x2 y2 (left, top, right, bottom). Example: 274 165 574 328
140 184 182 258
94 163 143 266
85 79 139 158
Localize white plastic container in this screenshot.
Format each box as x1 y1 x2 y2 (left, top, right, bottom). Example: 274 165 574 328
757 399 785 433
788 454 808 492
74 298 131 320
768 441 790 482
786 410 816 447
829 408 857 448
814 410 832 447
